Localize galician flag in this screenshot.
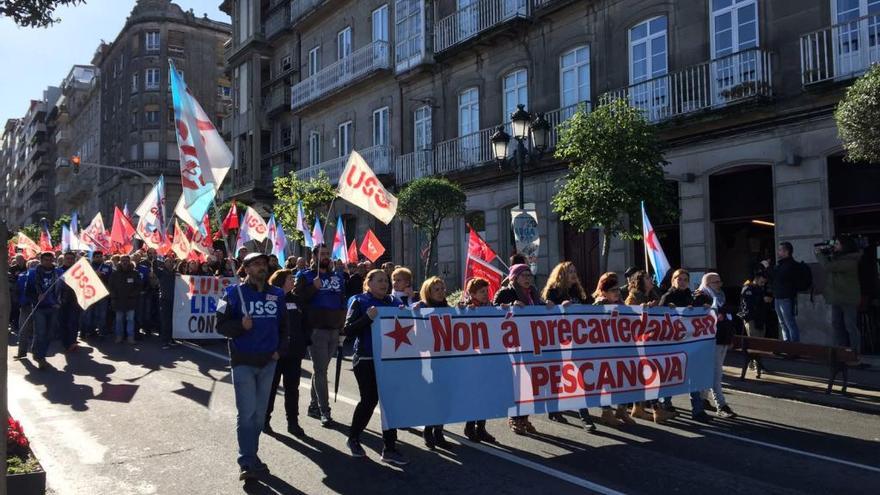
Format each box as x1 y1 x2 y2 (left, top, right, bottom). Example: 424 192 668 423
273 221 288 266
235 219 251 256
296 201 313 248
641 201 671 286
169 60 232 227
61 224 71 252
331 215 348 262
135 175 167 249
311 215 324 247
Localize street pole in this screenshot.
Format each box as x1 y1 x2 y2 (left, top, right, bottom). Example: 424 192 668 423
78 160 154 186
516 139 526 210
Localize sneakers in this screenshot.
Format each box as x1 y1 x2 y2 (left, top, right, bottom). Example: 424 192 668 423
548 412 568 424
615 406 635 425
114 335 123 344
239 467 256 481
716 405 737 419
692 411 714 423
653 407 675 424
581 417 598 433
320 415 334 428
306 404 321 419
381 448 409 466
702 399 717 412
287 423 305 437
346 438 366 458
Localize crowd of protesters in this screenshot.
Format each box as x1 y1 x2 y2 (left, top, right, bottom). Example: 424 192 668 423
7 237 871 482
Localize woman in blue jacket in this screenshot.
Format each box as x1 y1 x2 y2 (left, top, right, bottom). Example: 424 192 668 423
343 269 409 466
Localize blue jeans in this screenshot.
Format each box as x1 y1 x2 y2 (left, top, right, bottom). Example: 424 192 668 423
690 392 704 416
232 361 277 469
775 298 800 342
82 299 108 336
60 304 82 348
114 310 136 338
32 307 59 360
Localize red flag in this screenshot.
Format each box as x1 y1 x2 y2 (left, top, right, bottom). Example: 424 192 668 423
221 200 239 235
465 254 504 301
17 233 40 259
110 206 136 254
347 240 358 264
39 224 52 251
8 241 16 260
359 229 385 263
468 225 497 263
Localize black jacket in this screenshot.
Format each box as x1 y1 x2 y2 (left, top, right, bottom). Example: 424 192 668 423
493 286 543 306
544 287 590 305
770 257 798 299
739 283 768 323
659 288 695 308
284 292 310 359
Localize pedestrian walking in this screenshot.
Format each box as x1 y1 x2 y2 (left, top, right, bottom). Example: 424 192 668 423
343 268 409 465
739 271 771 372
25 252 62 370
264 269 309 437
294 244 347 427
14 260 38 360
108 255 141 344
216 253 289 481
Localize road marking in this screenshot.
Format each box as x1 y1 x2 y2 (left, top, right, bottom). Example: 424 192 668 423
702 429 880 474
183 341 628 494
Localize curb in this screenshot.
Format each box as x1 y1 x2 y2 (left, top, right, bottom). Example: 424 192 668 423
722 375 880 415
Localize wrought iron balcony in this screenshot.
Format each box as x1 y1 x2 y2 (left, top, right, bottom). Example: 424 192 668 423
434 0 529 53
603 47 772 123
801 13 880 85
291 41 390 110
297 144 392 185
394 101 589 185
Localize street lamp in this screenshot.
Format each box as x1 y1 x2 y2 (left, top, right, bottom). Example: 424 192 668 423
490 104 551 209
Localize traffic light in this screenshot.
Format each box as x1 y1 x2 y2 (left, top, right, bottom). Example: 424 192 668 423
71 155 80 174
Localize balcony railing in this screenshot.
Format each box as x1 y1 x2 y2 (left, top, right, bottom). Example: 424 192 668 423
297 144 392 184
291 41 390 110
603 48 772 123
801 13 880 85
394 101 589 185
263 3 291 39
263 85 291 114
434 0 529 53
291 0 323 25
54 129 71 145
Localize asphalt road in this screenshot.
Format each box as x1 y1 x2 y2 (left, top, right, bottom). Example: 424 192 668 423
8 336 880 495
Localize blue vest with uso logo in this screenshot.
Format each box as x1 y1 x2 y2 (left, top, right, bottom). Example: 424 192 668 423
221 283 285 355
296 269 346 310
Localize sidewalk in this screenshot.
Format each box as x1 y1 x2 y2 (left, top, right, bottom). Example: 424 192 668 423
723 352 880 414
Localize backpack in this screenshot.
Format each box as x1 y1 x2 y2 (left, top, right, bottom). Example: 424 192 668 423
793 261 813 293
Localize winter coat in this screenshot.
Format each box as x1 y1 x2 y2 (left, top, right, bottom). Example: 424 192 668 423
817 251 861 306
108 267 142 311
770 257 799 299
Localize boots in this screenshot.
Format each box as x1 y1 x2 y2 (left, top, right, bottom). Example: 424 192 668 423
508 417 528 435
652 406 675 424
598 407 624 427
630 402 653 421
615 405 635 425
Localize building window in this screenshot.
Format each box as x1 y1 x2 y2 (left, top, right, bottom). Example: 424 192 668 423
281 125 292 147
458 87 479 137
217 84 231 98
338 121 352 157
280 55 292 73
711 0 758 57
414 105 432 150
235 62 248 114
309 131 321 166
337 27 352 60
130 143 138 160
373 106 389 146
372 4 389 42
238 0 252 43
145 68 160 90
145 109 160 124
395 0 424 70
131 72 138 93
502 69 528 123
308 47 320 77
560 46 590 109
629 16 668 119
146 31 160 52
143 141 159 160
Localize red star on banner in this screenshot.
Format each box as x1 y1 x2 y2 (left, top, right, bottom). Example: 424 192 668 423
385 319 414 351
645 229 658 251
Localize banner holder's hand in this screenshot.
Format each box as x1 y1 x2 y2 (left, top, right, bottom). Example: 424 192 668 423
242 314 253 331
366 306 378 320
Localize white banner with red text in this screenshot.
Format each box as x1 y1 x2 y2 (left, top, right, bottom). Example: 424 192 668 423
173 275 236 339
371 305 716 429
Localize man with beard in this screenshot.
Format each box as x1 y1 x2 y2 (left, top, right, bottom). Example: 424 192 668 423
294 244 347 427
216 253 288 482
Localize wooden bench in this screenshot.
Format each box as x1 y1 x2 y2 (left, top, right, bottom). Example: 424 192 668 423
731 336 859 394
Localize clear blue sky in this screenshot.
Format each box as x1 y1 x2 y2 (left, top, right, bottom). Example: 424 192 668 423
0 0 229 124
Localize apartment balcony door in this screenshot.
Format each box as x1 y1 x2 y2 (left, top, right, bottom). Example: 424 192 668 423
629 16 668 122
710 0 760 105
833 0 880 78
458 0 478 40
458 88 480 167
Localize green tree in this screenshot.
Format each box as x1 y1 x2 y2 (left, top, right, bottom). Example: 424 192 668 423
552 99 676 272
835 64 880 163
52 214 71 245
397 177 467 276
0 0 86 27
272 171 336 247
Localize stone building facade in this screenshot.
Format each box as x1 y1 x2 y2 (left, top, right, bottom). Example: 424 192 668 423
92 0 231 220
222 0 880 350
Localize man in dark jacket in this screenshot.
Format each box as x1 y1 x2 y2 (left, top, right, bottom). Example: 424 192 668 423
156 257 178 349
215 253 289 482
8 254 26 334
58 252 83 352
108 255 141 344
81 251 113 340
768 242 801 342
294 244 346 427
25 252 62 369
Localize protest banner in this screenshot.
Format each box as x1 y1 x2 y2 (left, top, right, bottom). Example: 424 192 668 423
172 275 235 339
371 305 717 429
511 207 539 266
